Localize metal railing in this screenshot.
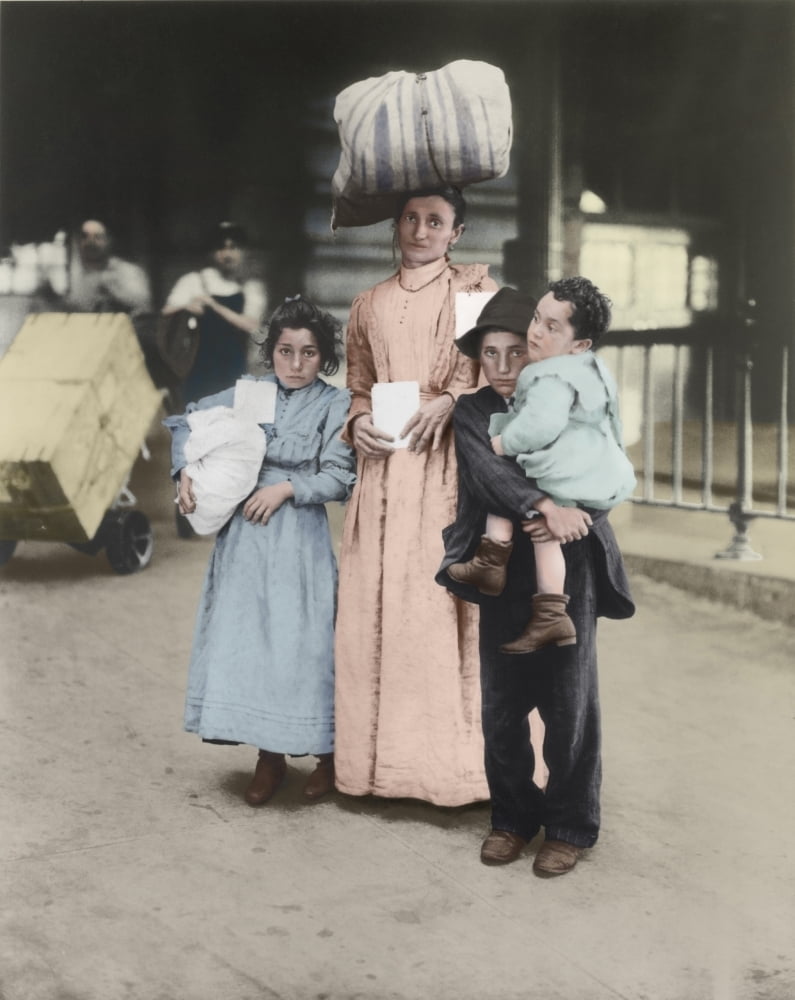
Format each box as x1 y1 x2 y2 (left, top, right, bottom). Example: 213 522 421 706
605 323 793 561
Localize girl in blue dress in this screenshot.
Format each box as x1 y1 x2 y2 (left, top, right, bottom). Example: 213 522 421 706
165 297 356 806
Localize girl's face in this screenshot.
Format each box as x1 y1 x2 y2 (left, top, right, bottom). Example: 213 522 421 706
478 331 529 398
395 196 463 269
272 327 322 389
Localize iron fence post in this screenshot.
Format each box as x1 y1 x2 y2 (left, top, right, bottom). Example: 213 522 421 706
715 300 762 560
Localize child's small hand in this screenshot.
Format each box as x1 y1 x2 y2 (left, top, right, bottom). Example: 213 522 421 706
491 435 504 456
177 470 196 514
243 482 294 525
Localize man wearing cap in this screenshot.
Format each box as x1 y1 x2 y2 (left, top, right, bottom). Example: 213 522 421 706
436 286 634 875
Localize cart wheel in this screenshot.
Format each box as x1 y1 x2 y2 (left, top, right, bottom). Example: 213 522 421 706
104 510 154 574
0 539 17 567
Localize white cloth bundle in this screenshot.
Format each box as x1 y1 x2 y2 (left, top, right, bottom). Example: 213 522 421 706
331 59 513 228
183 406 267 535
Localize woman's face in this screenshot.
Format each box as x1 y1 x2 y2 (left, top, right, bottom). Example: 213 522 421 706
395 196 463 269
272 327 322 389
478 330 529 398
213 239 244 279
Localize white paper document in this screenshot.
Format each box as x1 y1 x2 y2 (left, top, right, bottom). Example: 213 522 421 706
233 378 277 424
371 380 420 449
454 290 497 341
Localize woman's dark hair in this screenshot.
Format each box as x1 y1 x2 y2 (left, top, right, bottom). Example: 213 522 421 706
260 296 343 377
393 186 467 228
548 276 612 346
206 221 248 252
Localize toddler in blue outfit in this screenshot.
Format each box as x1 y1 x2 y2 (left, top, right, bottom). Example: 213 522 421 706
448 277 635 654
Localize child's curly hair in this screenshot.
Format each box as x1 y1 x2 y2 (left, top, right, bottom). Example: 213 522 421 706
259 296 343 376
548 276 612 346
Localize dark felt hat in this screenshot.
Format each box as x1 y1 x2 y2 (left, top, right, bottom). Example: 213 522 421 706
454 286 537 359
205 221 249 251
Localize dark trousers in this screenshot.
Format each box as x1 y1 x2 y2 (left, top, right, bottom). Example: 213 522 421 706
478 534 602 848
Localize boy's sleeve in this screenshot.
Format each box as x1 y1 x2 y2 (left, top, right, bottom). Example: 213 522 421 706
453 394 547 519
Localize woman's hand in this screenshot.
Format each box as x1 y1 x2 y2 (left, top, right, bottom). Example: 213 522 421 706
177 470 196 515
185 296 208 315
351 415 395 460
491 435 504 456
242 482 295 525
402 395 454 454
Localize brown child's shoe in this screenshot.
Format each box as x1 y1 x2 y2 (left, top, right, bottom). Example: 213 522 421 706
500 593 577 655
480 829 527 865
244 750 286 806
303 753 335 801
532 839 583 877
447 536 513 596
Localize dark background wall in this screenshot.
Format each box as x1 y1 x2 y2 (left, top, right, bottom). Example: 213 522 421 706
1 0 792 345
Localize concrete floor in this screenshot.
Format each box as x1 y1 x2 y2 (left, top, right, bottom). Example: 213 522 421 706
2 420 795 1000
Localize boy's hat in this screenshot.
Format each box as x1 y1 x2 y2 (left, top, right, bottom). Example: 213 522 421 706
455 286 537 359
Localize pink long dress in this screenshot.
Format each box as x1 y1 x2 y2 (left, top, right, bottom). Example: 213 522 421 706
334 260 496 806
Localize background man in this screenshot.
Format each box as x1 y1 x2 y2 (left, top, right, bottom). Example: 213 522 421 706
37 218 151 317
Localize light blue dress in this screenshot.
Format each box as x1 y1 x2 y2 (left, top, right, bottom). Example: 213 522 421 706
164 375 356 755
488 352 636 509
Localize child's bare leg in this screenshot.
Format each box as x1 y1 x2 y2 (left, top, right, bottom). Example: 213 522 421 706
447 513 514 596
533 539 566 593
486 513 513 543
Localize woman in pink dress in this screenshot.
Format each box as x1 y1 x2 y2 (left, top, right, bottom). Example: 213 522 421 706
334 187 496 806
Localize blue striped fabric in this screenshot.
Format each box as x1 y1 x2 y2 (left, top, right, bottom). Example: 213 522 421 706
331 60 512 228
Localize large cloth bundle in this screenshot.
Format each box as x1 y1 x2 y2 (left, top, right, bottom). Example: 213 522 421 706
182 406 267 536
331 60 512 229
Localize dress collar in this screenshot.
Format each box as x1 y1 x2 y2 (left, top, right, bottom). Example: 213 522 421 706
275 376 320 396
397 257 450 293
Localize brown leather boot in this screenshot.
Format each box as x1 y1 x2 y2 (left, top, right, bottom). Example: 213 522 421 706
244 750 286 806
303 753 335 801
500 593 577 655
447 536 513 596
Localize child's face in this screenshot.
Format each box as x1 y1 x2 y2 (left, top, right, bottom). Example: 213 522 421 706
272 327 322 389
527 292 592 362
478 331 528 398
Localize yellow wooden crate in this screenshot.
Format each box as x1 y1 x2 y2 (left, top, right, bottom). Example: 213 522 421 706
0 313 162 542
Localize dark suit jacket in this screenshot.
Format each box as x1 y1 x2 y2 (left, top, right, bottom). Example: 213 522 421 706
436 386 635 621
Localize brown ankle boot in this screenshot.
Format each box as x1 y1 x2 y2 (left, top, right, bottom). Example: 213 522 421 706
244 750 286 806
447 536 513 596
303 753 335 801
500 593 577 655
